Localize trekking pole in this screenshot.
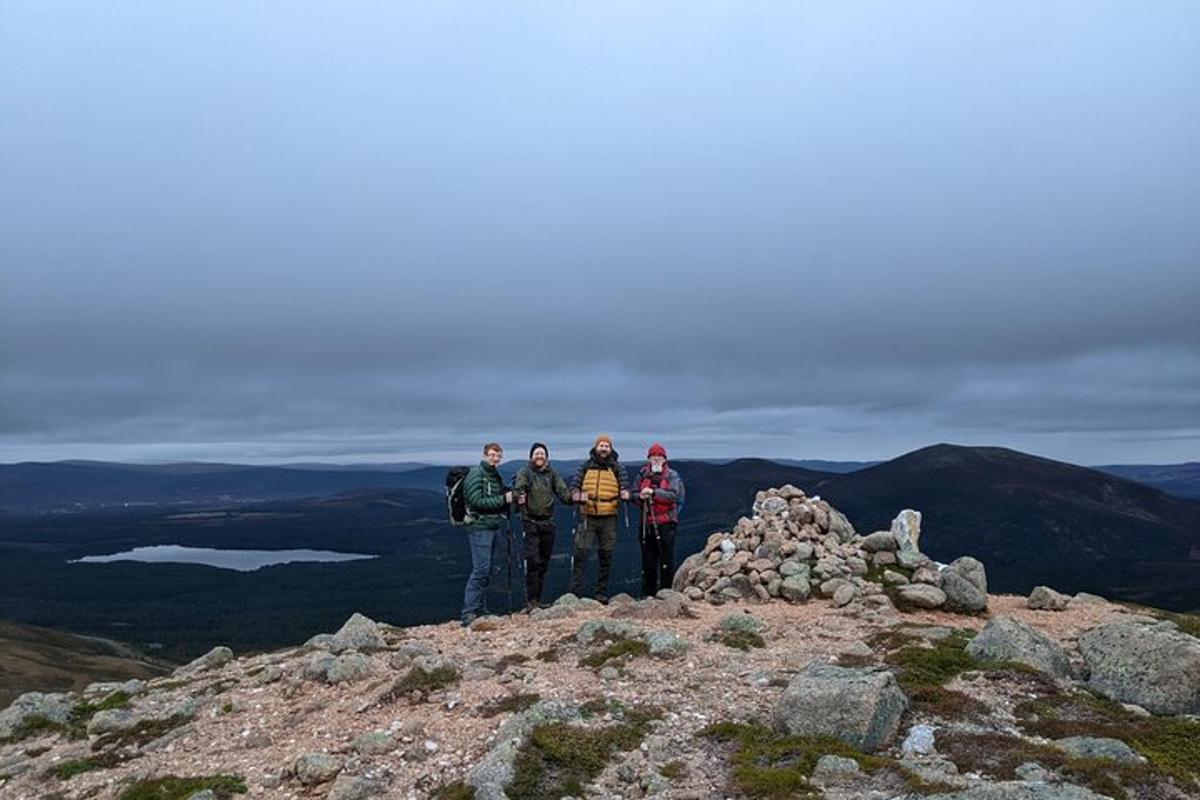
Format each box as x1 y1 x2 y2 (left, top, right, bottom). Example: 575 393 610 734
505 506 515 615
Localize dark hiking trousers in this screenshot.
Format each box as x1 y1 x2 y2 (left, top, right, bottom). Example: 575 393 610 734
569 514 617 599
522 516 556 605
640 520 677 598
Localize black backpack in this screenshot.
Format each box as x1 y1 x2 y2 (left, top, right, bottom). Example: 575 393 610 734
445 466 472 526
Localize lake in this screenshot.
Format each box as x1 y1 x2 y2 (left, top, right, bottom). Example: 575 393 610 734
71 545 378 572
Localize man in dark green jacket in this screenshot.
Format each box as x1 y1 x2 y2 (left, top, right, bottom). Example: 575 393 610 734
461 442 512 626
512 442 573 611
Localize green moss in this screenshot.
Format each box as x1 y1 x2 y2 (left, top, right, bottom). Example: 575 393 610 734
719 630 766 651
385 665 461 700
579 697 619 718
1016 690 1200 790
659 760 686 779
578 638 649 669
697 722 893 799
50 752 126 780
506 707 662 800
479 692 541 719
885 631 979 691
936 730 1166 800
118 774 246 800
906 684 989 720
65 690 133 738
431 780 475 800
91 712 193 750
535 647 559 663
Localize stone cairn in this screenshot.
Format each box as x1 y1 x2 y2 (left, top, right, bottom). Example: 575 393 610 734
671 484 988 613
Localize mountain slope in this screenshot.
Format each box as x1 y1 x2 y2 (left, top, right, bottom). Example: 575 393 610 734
809 444 1200 606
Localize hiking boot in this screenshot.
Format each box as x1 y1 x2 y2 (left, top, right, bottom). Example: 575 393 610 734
461 613 478 628
595 593 609 605
522 601 537 615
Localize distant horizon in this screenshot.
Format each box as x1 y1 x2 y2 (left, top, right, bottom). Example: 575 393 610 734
1 441 1193 469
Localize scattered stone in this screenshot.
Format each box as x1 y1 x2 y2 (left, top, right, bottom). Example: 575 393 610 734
1070 592 1109 607
780 575 811 601
832 584 856 607
304 633 335 650
967 616 1072 678
719 613 765 634
173 646 234 678
646 630 689 659
326 653 376 685
292 751 344 785
860 531 898 553
895 584 946 609
902 723 936 755
353 730 397 755
576 619 643 645
330 613 387 654
1053 736 1145 764
942 557 988 612
1078 619 1200 715
928 782 1112 799
327 774 385 800
773 662 908 751
1027 586 1070 611
812 754 861 779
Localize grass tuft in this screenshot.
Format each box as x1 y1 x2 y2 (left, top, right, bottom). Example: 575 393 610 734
578 638 649 669
479 693 541 719
506 706 662 800
50 752 127 780
118 774 246 800
431 780 475 800
719 630 766 651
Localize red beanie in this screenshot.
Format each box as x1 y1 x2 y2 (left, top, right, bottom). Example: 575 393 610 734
647 442 667 459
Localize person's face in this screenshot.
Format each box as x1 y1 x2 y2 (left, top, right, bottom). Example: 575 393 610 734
531 448 547 467
649 455 666 472
485 447 503 467
596 441 612 457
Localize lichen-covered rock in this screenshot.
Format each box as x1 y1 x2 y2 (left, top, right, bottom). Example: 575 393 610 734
326 652 376 684
890 509 921 552
860 531 898 552
466 701 581 800
0 691 74 739
966 616 1071 678
773 662 908 751
327 774 386 800
1052 736 1145 764
576 619 644 645
780 575 811 601
894 584 946 609
330 613 386 654
292 751 344 785
174 646 234 677
1078 619 1200 715
1028 586 1070 611
942 557 988 612
646 630 689 659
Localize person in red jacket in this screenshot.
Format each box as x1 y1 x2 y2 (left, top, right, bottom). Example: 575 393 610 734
632 442 685 597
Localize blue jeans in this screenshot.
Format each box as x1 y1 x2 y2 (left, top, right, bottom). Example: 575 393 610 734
461 528 496 621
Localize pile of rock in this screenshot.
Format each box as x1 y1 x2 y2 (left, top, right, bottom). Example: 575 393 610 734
671 484 988 614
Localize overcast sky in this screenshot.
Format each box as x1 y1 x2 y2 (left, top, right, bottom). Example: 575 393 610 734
2 2 1197 465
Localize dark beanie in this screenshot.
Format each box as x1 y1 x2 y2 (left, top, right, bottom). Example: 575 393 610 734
530 442 549 458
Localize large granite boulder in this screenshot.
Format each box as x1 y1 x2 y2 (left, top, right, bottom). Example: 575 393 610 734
966 616 1071 678
1027 586 1070 611
1078 620 1200 715
0 692 74 739
773 662 908 751
173 646 233 678
890 509 922 552
941 557 988 612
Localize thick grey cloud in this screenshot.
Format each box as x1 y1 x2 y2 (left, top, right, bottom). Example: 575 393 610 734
2 2 1198 464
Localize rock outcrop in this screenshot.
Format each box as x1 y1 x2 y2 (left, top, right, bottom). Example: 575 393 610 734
1079 618 1200 715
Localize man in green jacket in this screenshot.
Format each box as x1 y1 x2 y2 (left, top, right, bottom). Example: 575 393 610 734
512 442 573 612
461 442 512 626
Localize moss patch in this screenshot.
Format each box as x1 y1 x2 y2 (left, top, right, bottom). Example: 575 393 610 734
905 684 989 720
506 706 662 800
535 647 559 663
885 630 979 689
719 630 766 651
1016 690 1200 790
698 722 895 799
50 752 127 780
479 692 541 719
118 774 246 800
578 638 649 669
659 760 686 779
383 666 460 701
0 714 68 744
937 730 1162 800
431 780 475 800
91 712 193 751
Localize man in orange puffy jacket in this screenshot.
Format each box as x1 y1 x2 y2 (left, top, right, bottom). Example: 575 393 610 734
568 434 629 603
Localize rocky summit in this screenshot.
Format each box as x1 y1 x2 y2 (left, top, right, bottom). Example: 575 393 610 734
1 486 1198 800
